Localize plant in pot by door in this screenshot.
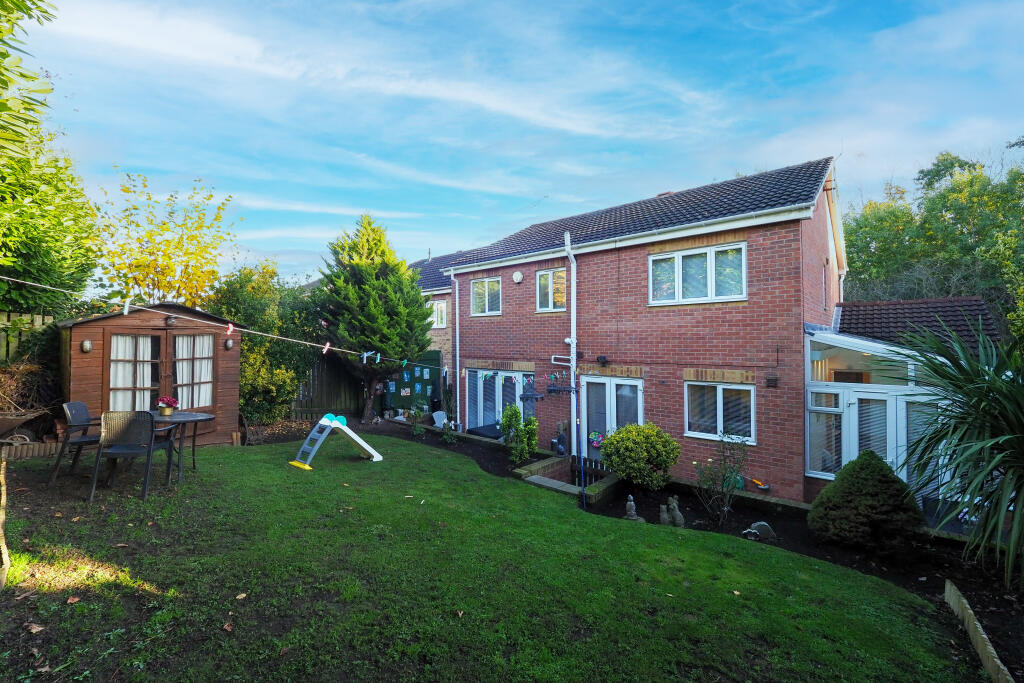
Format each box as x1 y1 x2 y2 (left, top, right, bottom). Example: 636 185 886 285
157 396 179 416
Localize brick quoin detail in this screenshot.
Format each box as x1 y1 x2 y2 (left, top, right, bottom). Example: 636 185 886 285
449 199 841 504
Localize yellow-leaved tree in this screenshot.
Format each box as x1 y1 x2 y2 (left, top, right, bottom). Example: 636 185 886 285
95 173 236 306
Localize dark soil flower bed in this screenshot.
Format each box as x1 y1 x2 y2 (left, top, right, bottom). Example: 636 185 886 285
592 481 1024 680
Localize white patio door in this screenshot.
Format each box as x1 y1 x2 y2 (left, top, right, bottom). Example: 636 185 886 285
580 377 643 459
850 392 898 471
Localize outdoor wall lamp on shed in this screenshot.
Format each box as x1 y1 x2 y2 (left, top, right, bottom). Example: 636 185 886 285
80 339 93 353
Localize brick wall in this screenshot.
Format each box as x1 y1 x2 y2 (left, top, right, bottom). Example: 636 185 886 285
453 216 822 503
425 291 453 369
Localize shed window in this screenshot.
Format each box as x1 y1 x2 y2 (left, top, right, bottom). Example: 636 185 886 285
174 334 214 409
110 334 161 410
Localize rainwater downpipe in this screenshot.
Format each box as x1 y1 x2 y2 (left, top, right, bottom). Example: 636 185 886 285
564 231 583 507
452 273 461 428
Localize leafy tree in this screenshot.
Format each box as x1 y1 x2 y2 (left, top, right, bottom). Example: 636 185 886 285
320 215 432 423
206 262 320 424
0 0 54 158
844 154 1024 334
0 125 97 312
899 328 1024 586
95 173 235 306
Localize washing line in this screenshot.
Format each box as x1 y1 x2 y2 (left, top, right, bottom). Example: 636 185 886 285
0 274 446 371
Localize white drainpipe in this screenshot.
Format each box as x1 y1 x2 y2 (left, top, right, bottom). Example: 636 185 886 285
452 273 461 428
564 231 578 457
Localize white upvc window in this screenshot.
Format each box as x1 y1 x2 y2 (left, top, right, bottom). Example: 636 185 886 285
427 300 447 328
684 381 756 445
470 277 501 316
536 268 566 312
649 242 747 305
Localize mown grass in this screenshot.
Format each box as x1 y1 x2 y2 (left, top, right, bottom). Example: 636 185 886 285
1 436 976 681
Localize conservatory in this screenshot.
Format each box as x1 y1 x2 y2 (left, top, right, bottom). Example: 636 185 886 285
804 330 936 483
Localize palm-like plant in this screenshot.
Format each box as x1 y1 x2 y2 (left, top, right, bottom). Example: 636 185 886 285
900 328 1024 586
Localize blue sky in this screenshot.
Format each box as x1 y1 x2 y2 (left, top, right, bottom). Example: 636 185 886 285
26 0 1024 278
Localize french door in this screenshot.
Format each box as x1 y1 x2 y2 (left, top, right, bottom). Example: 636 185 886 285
580 377 643 459
851 392 898 470
465 370 534 428
107 330 215 414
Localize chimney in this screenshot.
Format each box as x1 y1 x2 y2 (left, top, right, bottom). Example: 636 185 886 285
427 248 431 262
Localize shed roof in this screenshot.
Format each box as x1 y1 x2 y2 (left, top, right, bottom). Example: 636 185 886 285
836 297 998 346
58 302 242 329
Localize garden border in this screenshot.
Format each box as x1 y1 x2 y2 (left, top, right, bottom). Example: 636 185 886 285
944 580 1015 683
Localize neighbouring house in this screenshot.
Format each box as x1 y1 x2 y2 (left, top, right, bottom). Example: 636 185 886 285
58 303 242 445
409 251 465 372
422 158 1000 505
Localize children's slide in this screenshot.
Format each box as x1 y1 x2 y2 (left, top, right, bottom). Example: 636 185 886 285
288 414 383 470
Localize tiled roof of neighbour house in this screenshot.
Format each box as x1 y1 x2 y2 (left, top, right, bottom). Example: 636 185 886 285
448 157 833 268
836 297 999 346
409 251 467 291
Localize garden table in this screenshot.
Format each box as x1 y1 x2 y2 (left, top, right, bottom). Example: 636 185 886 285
150 411 215 484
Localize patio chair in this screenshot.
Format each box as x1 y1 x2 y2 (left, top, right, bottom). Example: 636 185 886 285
87 411 177 504
48 402 100 487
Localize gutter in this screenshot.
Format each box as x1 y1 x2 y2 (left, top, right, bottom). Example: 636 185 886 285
564 231 578 459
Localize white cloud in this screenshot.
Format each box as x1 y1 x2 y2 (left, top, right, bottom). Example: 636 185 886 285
230 194 422 219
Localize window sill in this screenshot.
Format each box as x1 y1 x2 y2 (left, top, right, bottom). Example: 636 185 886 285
683 431 756 446
535 308 567 314
805 470 837 481
648 296 747 307
469 312 502 317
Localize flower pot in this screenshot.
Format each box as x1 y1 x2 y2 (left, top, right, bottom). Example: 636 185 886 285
158 406 174 416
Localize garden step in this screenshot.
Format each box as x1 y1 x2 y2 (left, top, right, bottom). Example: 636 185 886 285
524 474 580 496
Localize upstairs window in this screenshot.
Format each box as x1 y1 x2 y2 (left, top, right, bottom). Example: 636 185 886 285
427 300 447 328
536 268 566 312
470 277 501 316
649 243 746 305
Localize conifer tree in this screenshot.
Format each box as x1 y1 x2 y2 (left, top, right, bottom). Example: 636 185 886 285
320 215 432 422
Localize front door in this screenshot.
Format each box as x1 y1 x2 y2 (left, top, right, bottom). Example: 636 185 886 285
580 377 643 459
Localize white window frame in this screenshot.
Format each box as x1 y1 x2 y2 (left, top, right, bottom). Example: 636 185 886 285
648 242 747 306
683 381 756 445
465 369 534 427
470 277 501 316
427 300 447 328
535 267 567 313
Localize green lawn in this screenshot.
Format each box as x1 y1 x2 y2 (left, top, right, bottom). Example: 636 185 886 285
2 436 975 681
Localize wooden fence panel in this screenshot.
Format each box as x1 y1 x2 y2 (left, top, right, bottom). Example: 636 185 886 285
0 312 53 362
291 355 361 420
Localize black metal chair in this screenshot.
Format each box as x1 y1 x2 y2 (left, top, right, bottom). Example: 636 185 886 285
48 402 100 487
88 411 177 503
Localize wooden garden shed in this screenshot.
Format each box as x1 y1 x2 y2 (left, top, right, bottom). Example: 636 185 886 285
58 303 242 445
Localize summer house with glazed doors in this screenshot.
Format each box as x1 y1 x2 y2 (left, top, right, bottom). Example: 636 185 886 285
58 303 242 445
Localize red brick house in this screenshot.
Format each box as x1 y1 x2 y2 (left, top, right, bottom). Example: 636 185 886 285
412 158 996 504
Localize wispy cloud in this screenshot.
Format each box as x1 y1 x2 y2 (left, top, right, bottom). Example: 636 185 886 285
230 194 422 219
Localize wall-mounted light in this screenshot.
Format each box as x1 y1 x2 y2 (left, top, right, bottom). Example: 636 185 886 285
512 271 524 283
80 339 93 353
596 355 609 367
224 338 234 351
165 315 179 327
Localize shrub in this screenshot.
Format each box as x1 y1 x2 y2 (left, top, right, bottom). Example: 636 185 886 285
440 421 458 444
808 450 924 552
694 438 748 527
500 405 536 465
601 423 679 490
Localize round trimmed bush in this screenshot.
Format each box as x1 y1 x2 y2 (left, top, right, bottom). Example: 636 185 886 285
808 450 924 552
601 423 680 490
